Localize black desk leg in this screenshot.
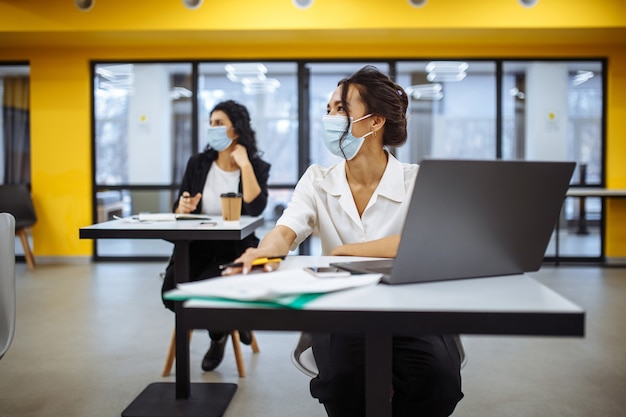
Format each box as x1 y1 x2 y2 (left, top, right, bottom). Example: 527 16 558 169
121 240 236 417
366 333 392 417
174 240 191 399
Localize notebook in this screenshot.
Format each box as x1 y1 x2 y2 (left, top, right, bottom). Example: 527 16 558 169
135 213 212 222
331 159 575 285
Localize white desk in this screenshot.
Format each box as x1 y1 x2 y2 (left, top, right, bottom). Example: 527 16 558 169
558 188 626 262
180 256 585 417
79 216 265 417
79 215 264 242
566 188 626 198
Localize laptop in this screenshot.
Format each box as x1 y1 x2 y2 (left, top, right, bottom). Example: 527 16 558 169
331 159 575 285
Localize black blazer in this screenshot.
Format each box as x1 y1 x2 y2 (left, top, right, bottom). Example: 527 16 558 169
173 150 271 252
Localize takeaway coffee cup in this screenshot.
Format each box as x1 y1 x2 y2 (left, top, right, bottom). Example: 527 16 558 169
220 192 242 223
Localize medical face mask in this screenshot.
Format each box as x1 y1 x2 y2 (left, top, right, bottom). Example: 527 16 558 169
322 114 373 160
206 126 233 152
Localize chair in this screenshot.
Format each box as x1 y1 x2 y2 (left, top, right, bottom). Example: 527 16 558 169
291 332 467 379
162 329 260 378
0 213 17 360
0 185 37 270
291 332 318 378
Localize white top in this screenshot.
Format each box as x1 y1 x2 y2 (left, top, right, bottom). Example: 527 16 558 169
276 153 418 254
202 163 241 214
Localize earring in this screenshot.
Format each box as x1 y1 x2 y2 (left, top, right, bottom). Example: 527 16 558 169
373 130 377 138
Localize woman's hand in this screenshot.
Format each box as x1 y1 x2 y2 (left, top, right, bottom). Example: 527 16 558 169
222 226 294 275
230 144 252 170
221 247 280 275
175 191 202 214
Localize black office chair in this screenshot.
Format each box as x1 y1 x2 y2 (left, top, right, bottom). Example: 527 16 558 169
0 185 37 270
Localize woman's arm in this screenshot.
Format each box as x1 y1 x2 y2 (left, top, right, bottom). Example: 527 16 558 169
234 148 270 216
329 235 401 258
231 145 262 203
239 161 262 204
226 225 296 274
173 154 203 214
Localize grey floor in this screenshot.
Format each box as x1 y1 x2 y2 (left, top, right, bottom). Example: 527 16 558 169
1 261 625 417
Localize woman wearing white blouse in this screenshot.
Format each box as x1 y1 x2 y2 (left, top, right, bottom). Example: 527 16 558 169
225 67 463 417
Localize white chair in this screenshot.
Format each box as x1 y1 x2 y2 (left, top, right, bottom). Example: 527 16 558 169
291 332 467 379
291 332 318 378
0 213 17 360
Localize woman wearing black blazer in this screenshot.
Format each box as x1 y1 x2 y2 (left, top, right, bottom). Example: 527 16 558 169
161 100 270 372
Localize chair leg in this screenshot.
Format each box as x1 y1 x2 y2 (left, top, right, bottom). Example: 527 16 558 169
250 331 260 353
162 329 259 378
231 330 261 377
17 228 35 270
231 330 246 377
162 329 192 377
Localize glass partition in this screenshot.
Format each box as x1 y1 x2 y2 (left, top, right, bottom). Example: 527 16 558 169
502 60 604 258
91 58 605 262
197 62 299 186
396 61 497 164
94 62 193 187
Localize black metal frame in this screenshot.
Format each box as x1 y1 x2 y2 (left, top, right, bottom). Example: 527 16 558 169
88 57 608 264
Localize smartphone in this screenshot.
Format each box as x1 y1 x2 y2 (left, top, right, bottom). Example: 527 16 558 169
303 266 351 278
197 221 218 228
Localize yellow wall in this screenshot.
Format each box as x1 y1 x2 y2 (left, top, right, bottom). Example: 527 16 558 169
0 0 625 260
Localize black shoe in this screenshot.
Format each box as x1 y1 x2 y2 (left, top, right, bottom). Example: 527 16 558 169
239 330 252 345
201 335 228 371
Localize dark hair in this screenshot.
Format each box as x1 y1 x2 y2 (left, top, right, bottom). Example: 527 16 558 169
205 100 260 158
338 65 409 148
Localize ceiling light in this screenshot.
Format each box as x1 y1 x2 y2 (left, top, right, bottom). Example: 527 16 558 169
425 61 468 73
183 0 203 9
425 61 468 82
573 70 594 86
170 87 193 100
75 0 94 11
518 0 538 7
509 87 525 99
292 0 313 9
406 83 443 100
225 63 268 83
426 72 466 82
242 78 280 95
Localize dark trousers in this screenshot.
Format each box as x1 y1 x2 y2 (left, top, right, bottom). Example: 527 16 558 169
161 240 235 341
310 333 463 417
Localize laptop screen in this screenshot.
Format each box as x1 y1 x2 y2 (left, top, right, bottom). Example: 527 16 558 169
333 159 575 285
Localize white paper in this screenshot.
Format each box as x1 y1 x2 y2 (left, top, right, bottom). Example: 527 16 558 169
136 213 212 221
137 213 177 222
175 269 382 301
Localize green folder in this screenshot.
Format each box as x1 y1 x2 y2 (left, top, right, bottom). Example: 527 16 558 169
163 291 325 309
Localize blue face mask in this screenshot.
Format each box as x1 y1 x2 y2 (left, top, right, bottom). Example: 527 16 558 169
322 114 372 160
206 126 233 152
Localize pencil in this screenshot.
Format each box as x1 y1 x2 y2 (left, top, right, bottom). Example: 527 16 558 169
219 256 286 270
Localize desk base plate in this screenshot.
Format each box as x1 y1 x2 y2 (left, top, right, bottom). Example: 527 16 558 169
122 382 237 417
